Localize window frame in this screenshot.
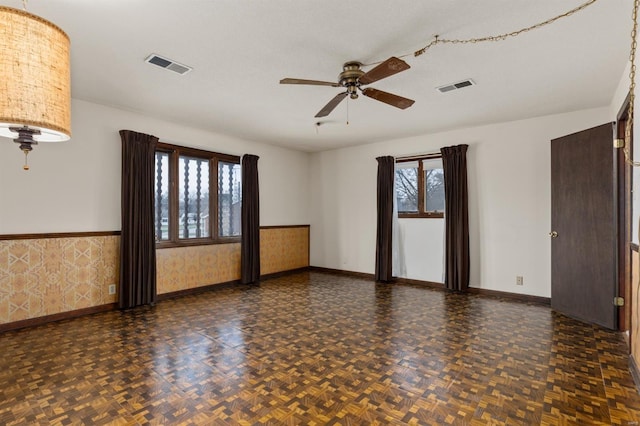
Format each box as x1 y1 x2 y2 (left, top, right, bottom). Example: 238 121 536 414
396 155 444 219
155 142 241 248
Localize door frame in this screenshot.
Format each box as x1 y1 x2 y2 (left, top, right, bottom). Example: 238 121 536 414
616 92 632 339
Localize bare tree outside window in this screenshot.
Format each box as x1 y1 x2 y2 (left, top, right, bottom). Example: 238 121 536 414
395 158 445 218
425 168 445 212
396 167 419 212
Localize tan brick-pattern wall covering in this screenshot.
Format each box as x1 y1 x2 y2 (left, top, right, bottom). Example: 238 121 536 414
156 243 241 294
0 236 119 324
0 226 309 325
260 226 309 275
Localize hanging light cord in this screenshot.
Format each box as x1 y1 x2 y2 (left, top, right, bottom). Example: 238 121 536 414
363 0 601 66
624 0 640 167
414 0 599 57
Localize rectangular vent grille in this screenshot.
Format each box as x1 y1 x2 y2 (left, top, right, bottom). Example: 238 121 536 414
145 54 192 75
437 79 475 93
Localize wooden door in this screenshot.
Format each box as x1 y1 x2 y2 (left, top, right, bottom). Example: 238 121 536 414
551 123 617 329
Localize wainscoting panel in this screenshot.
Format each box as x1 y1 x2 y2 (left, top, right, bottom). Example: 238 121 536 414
632 247 640 373
0 235 119 324
0 226 310 327
260 225 310 275
156 243 241 294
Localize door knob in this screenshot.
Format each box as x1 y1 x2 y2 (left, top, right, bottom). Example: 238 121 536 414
549 231 558 238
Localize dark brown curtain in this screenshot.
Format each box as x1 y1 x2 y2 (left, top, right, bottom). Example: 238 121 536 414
375 156 395 282
441 144 470 292
119 130 158 309
241 154 260 284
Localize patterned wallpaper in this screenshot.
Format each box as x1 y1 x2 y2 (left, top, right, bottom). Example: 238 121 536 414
632 250 639 370
0 236 119 324
156 243 241 294
260 226 309 275
0 226 310 325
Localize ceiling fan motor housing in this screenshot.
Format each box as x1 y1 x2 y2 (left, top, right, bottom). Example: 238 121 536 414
339 62 364 86
340 62 364 99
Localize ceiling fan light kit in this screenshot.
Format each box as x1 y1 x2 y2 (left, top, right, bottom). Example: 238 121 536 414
280 56 415 118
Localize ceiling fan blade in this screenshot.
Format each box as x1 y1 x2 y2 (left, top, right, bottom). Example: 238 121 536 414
362 87 415 110
358 57 410 85
280 78 341 87
315 92 348 118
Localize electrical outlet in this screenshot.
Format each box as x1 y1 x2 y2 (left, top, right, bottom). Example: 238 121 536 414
516 276 524 286
108 284 116 295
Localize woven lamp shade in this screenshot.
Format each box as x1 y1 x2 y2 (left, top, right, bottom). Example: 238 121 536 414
0 6 71 142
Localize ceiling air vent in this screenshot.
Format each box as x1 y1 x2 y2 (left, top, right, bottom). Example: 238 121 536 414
437 79 475 93
145 54 192 75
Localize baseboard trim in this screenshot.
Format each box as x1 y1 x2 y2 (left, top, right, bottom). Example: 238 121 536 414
0 303 117 333
467 287 550 305
395 277 445 290
0 268 548 333
309 266 374 280
157 268 314 301
157 280 243 301
1 268 311 333
309 266 549 305
261 267 310 281
309 267 445 290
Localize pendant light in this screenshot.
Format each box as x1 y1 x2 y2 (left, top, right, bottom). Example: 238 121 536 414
0 4 71 170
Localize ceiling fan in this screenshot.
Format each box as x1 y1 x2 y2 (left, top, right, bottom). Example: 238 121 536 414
280 57 415 118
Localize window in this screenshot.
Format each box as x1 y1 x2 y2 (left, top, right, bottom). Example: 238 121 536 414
218 161 241 237
396 156 445 218
154 142 241 246
178 156 210 239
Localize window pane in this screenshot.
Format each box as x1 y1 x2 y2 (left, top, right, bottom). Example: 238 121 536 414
395 167 418 212
178 156 210 239
218 162 241 237
425 168 445 212
154 152 170 241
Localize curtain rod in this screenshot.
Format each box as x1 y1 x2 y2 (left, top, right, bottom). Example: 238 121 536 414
395 152 441 162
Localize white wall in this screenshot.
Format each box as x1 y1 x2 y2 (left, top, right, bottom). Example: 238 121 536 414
309 107 612 298
0 98 310 234
397 219 445 283
0 94 628 299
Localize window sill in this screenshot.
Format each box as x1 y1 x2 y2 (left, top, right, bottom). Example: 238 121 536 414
156 237 241 249
398 212 444 219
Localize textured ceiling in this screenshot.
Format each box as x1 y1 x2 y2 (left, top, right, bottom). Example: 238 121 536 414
4 0 632 151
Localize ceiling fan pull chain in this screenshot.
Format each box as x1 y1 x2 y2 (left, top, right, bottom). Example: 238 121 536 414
346 97 349 125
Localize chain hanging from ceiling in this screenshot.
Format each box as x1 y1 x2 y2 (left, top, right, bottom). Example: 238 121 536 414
364 0 602 66
623 0 639 167
368 0 640 168
412 0 600 58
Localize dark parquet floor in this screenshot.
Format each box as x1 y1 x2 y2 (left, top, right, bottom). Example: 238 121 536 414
2 271 640 425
